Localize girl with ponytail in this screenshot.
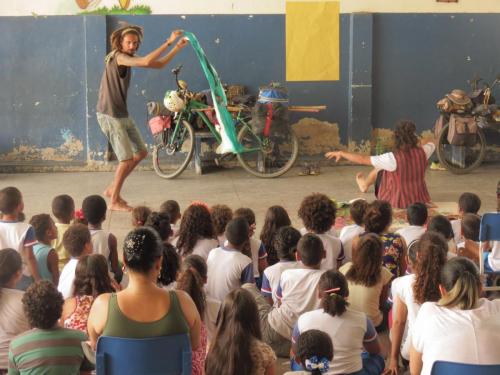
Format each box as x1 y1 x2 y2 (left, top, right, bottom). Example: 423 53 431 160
384 231 448 374
292 271 384 375
410 257 500 375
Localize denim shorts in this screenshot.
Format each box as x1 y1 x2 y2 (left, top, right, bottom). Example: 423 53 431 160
97 113 147 161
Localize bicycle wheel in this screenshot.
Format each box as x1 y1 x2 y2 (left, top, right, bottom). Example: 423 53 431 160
236 126 299 178
436 123 486 174
152 120 195 179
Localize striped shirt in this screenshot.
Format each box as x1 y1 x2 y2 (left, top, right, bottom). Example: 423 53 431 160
8 328 93 374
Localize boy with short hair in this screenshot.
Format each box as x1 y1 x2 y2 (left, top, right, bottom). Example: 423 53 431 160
8 280 93 374
457 213 481 264
298 193 345 270
57 224 93 299
243 233 326 357
82 195 121 282
339 199 367 263
396 202 428 247
451 192 481 244
51 194 75 271
427 215 457 258
29 214 59 285
0 187 40 289
234 207 268 285
206 217 255 302
261 226 301 306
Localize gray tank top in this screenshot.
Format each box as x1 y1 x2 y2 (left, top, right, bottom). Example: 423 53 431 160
96 51 131 118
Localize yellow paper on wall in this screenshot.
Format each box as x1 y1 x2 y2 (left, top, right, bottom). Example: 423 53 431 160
286 1 339 81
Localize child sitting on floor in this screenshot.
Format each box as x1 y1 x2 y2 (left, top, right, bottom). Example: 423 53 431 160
457 213 481 265
285 329 333 375
211 204 233 246
427 215 457 257
29 214 59 285
260 206 292 266
131 205 151 228
160 199 182 240
299 193 344 270
339 199 367 263
396 202 428 247
51 194 75 270
450 192 481 244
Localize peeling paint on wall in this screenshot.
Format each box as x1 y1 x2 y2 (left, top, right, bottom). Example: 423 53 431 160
292 117 342 155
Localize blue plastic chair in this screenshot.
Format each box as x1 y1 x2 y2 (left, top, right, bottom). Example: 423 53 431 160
478 213 500 291
431 360 500 375
96 334 192 375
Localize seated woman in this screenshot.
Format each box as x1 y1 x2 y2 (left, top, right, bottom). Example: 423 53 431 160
325 120 435 209
410 257 500 375
87 227 201 350
293 270 385 375
61 254 115 332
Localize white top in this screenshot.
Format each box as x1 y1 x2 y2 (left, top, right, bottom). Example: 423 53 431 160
90 228 110 260
57 258 79 299
370 143 435 171
261 260 300 305
217 234 226 247
204 297 221 342
0 288 30 369
173 237 219 261
206 246 254 302
250 237 267 278
294 308 377 374
451 219 462 244
301 231 344 270
267 268 324 338
0 221 37 276
339 224 364 263
391 274 420 359
412 299 500 375
396 226 426 249
488 241 500 271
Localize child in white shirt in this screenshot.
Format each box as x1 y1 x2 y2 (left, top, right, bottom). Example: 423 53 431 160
339 199 367 263
450 192 481 244
396 202 428 247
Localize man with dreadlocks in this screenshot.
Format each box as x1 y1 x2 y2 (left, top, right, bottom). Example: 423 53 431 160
325 120 436 209
96 24 187 211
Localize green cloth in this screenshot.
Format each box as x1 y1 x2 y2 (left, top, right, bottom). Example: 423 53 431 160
184 31 244 154
102 291 189 338
8 328 92 375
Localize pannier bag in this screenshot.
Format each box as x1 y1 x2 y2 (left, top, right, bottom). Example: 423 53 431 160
447 114 478 147
148 116 171 145
251 83 289 136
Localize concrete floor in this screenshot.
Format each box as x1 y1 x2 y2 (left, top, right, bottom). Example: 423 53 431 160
1 162 498 374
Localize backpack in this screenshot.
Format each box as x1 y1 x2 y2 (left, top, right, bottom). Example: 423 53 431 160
447 114 478 146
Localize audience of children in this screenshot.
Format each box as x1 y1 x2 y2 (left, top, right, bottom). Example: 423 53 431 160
298 193 344 270
175 203 219 260
2 184 500 375
0 187 40 289
211 204 233 246
60 253 115 332
450 192 481 244
339 199 367 263
51 194 75 270
29 214 59 285
0 249 29 372
205 288 276 375
260 205 292 266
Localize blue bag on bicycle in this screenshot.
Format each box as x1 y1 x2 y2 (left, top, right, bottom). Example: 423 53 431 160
258 83 289 104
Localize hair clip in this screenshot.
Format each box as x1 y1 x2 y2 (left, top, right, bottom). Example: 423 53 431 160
305 356 330 373
323 287 341 295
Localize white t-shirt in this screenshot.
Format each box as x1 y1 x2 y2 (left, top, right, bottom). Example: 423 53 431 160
0 221 37 277
250 238 267 278
204 296 221 342
57 258 79 299
206 247 254 302
487 241 500 271
301 231 344 271
261 260 299 305
396 226 426 249
0 288 30 369
450 219 462 244
90 228 110 260
173 237 219 261
370 143 435 172
412 299 500 375
339 224 364 263
267 268 324 338
391 274 421 359
294 308 377 374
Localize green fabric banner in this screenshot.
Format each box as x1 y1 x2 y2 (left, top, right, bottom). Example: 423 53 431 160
184 31 244 154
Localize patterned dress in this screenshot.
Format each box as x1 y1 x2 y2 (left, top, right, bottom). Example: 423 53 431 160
63 295 95 333
379 233 406 278
191 322 208 375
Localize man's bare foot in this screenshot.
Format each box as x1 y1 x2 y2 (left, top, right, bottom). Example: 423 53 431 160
103 189 128 205
109 201 133 212
356 172 369 193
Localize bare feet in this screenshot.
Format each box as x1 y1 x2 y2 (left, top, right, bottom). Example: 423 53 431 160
103 189 128 205
109 201 133 212
356 172 369 193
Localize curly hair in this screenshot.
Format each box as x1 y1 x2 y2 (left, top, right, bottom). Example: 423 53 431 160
131 205 151 227
23 280 64 329
412 231 448 305
345 233 383 287
29 214 54 242
73 254 114 298
62 224 91 257
394 119 419 151
295 330 333 375
364 200 392 234
298 193 336 234
260 206 291 265
211 205 233 236
176 204 215 257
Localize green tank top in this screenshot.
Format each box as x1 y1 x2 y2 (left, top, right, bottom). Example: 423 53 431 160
102 291 189 338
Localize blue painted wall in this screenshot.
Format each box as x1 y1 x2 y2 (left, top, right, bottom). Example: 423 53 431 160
0 13 499 166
